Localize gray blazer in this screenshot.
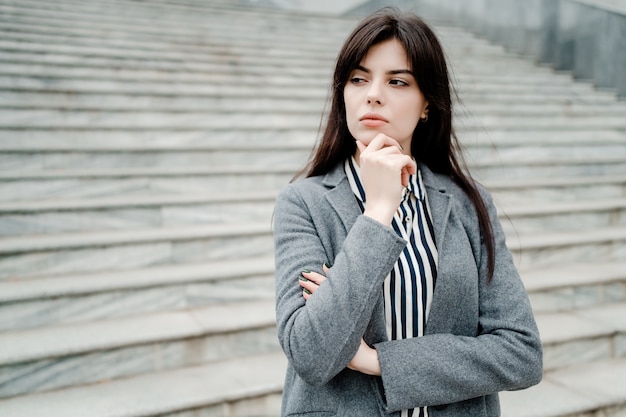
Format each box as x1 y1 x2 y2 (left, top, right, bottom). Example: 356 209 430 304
273 162 543 416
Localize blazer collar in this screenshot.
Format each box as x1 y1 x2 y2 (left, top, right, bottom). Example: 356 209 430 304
321 162 453 253
322 163 361 233
420 164 453 253
421 165 460 335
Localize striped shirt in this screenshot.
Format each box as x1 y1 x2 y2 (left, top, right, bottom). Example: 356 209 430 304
345 157 438 417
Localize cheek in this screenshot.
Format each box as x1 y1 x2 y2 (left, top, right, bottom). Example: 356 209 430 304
343 90 363 139
343 90 357 119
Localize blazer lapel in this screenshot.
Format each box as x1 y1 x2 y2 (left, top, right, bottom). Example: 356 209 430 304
420 165 454 335
421 165 452 250
323 164 361 233
322 163 388 343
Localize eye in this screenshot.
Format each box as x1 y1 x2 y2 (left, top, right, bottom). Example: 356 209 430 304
349 76 366 84
390 78 409 86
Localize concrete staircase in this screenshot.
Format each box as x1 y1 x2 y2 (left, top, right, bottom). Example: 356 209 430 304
0 0 625 416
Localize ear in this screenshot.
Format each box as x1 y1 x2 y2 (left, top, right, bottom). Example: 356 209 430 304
421 102 429 119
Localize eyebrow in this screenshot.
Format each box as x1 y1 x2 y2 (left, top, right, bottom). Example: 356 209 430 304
354 65 415 77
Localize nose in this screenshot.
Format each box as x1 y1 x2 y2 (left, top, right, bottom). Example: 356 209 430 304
366 80 384 105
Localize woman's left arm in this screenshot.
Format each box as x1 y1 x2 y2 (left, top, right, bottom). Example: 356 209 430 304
374 188 543 412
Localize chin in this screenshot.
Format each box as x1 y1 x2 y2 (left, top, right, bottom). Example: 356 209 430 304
353 131 379 146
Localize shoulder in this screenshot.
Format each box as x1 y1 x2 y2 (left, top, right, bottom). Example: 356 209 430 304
276 164 347 206
421 167 497 237
276 174 329 208
424 167 494 207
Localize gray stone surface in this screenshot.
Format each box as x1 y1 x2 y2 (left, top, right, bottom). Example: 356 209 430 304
0 300 278 397
412 0 626 97
1 0 626 415
0 257 275 330
0 352 287 417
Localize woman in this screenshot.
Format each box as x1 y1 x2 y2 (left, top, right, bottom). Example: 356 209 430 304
273 8 542 417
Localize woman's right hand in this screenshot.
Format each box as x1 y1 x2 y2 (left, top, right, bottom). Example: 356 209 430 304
355 133 416 226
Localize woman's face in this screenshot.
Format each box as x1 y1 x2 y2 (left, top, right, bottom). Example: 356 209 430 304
344 39 428 152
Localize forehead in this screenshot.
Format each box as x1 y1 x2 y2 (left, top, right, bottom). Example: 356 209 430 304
359 39 410 69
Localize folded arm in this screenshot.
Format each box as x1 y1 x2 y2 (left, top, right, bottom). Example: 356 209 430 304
273 184 406 386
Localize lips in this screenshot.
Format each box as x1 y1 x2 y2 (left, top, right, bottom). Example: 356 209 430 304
360 113 388 127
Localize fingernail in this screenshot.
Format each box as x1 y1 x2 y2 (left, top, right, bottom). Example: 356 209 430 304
303 288 312 295
299 276 309 282
399 144 404 150
301 269 311 274
324 262 332 268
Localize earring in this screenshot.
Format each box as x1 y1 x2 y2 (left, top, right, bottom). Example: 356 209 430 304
420 115 428 123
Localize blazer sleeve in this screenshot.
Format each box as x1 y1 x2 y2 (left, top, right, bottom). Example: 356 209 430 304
374 187 543 411
273 182 407 386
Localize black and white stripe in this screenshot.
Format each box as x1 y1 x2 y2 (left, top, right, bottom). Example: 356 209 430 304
345 157 438 417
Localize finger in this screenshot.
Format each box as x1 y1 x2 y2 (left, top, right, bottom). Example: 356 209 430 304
405 158 417 175
368 145 404 156
299 278 322 297
401 166 410 187
364 134 403 153
322 262 330 274
301 270 326 285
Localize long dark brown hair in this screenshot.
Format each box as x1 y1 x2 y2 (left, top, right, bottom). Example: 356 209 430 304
299 8 495 281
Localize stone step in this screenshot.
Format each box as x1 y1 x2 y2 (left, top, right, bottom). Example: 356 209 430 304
0 25 512 62
0 30 526 72
0 30 340 62
536 302 626 372
0 256 275 331
0 0 353 26
0 128 622 149
2 83 612 110
510 226 626 270
0 214 625 278
4 91 625 117
469 143 626 164
0 223 275 279
464 129 626 145
0 295 623 405
2 111 626 132
2 186 626 237
0 3 354 41
0 2 505 52
0 86 617 110
0 63 604 93
0 44 591 79
0 299 279 398
0 46 590 86
500 358 626 417
488 174 626 204
0 191 277 236
0 147 312 173
0 129 317 148
0 166 296 201
3 159 626 202
0 337 623 417
522 262 626 314
0 31 340 61
0 51 334 78
0 52 600 89
0 80 328 101
0 109 323 129
0 351 285 417
4 139 626 173
0 59 589 88
0 155 618 178
499 197 626 235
